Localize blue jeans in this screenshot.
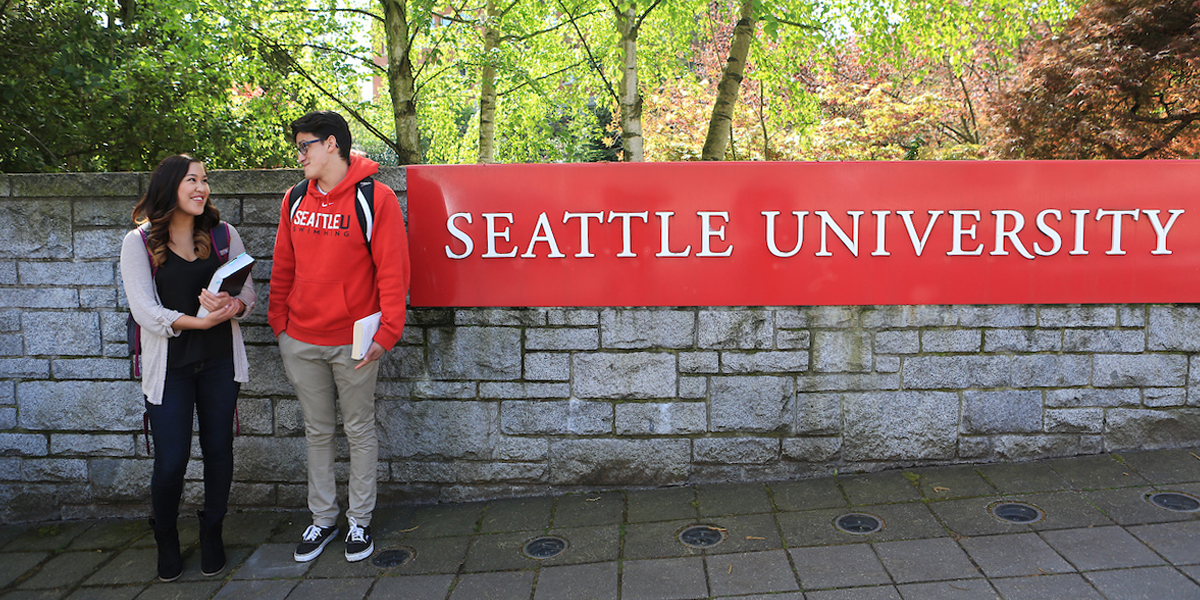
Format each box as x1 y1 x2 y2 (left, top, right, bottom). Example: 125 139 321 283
146 357 239 527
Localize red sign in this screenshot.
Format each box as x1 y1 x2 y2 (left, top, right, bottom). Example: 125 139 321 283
406 161 1200 307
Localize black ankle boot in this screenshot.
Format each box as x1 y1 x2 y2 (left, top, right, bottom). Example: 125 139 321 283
197 510 226 576
149 518 183 582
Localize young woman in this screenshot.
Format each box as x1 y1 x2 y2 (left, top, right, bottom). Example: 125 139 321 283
120 154 255 581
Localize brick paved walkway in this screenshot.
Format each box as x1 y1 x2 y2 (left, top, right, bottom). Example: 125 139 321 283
3 448 1199 599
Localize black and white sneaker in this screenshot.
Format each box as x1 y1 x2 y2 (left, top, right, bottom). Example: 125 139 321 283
294 524 338 562
344 516 374 562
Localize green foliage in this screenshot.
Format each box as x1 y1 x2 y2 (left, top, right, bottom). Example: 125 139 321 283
0 0 322 172
412 0 622 163
806 82 976 160
420 60 479 165
656 0 1087 161
1 0 1100 170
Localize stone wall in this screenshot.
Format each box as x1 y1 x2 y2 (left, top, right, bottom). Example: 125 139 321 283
1 169 1199 523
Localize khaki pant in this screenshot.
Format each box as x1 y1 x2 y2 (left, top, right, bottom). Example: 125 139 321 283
278 332 379 527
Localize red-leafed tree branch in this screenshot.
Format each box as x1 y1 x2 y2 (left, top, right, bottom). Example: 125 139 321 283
992 0 1200 159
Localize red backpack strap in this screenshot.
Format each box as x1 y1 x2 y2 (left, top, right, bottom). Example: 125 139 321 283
131 227 155 378
138 227 157 278
131 323 141 377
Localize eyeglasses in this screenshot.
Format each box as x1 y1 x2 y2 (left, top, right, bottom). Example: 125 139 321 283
296 138 323 156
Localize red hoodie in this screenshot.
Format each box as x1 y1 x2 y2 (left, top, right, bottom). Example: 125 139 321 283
269 155 410 349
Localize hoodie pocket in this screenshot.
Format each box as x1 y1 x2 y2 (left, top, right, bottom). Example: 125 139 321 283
288 277 352 331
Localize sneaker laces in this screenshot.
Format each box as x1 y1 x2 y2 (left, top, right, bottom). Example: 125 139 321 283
347 518 367 544
301 525 324 543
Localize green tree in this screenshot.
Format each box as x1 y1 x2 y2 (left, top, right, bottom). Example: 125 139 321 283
380 0 429 164
433 0 597 163
692 0 1084 161
555 0 707 161
205 0 417 162
700 0 826 160
639 1 821 161
0 0 315 172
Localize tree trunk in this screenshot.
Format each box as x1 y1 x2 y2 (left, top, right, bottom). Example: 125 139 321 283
759 84 769 159
700 0 754 161
118 0 136 26
477 1 500 163
381 0 422 165
616 6 644 162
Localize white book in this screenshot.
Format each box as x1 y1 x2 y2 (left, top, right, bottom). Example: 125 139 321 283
352 311 383 360
196 252 255 318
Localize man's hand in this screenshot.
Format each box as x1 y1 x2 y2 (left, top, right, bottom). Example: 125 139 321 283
355 341 386 369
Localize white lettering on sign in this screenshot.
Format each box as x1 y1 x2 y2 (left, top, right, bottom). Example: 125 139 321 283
897 210 942 257
991 210 1035 260
948 210 984 256
1096 209 1140 255
697 212 733 257
521 212 566 258
440 209 1185 260
815 211 863 257
763 211 807 258
609 211 649 258
1144 209 1185 255
655 212 691 258
1070 209 1090 255
1035 209 1063 256
563 212 604 258
871 211 891 257
446 212 473 259
483 213 518 258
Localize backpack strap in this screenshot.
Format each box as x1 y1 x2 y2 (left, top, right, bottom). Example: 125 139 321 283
355 178 376 256
138 228 157 278
210 222 231 263
287 180 309 225
131 227 155 378
129 315 142 378
288 178 376 256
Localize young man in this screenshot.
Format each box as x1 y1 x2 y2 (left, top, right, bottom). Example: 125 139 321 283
269 111 410 563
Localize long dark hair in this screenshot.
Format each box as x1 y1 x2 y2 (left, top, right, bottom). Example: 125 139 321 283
131 154 221 268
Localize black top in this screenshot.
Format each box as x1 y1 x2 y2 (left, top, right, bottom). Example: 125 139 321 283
156 248 233 369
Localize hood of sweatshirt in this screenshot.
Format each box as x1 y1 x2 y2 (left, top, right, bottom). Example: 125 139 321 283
319 154 379 198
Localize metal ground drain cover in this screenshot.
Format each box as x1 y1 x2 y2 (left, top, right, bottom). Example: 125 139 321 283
523 536 568 559
989 502 1045 524
1146 492 1200 512
834 513 884 535
678 525 727 548
371 547 414 568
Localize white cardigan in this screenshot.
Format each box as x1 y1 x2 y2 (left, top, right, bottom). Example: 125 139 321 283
120 223 257 405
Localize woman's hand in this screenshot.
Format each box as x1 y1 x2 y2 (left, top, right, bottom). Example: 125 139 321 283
198 301 239 328
199 290 232 313
172 298 239 331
